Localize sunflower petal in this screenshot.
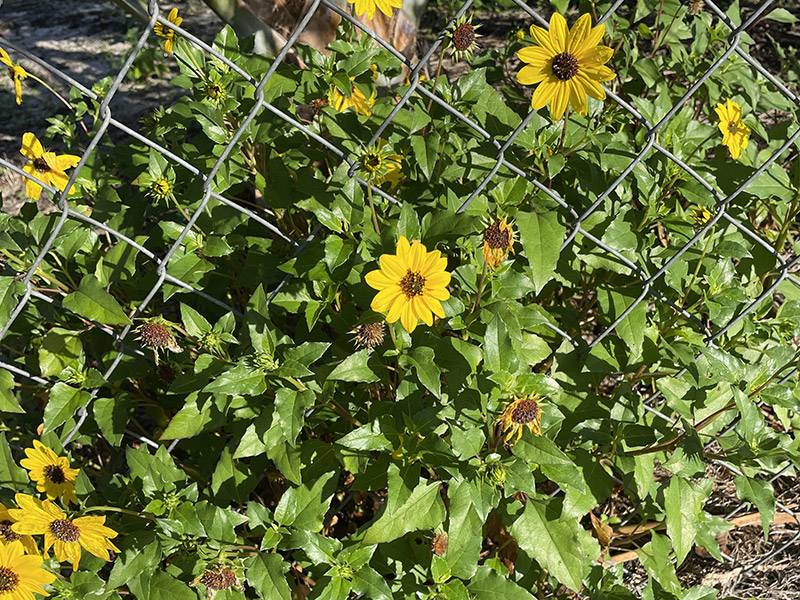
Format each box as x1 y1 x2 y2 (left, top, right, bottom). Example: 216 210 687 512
548 13 568 53
530 79 559 111
365 269 395 290
20 132 43 160
517 63 549 86
567 13 592 55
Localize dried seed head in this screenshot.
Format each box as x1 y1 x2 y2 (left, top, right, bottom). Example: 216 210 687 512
200 568 238 591
686 0 704 15
510 398 539 425
311 97 329 114
484 221 511 250
138 321 174 348
431 532 449 556
351 322 385 350
452 22 475 52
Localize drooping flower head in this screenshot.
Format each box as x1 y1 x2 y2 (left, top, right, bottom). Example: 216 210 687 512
9 495 119 572
448 15 481 62
482 218 515 270
346 0 402 21
328 79 375 116
496 395 542 445
20 133 80 202
365 236 451 333
193 566 240 599
690 206 712 227
0 540 55 599
516 13 615 120
136 317 182 366
0 45 29 105
20 441 79 506
154 7 183 55
714 98 749 160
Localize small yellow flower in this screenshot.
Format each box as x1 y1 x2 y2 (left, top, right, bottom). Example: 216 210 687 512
517 13 615 120
20 441 79 506
365 236 451 333
154 7 183 55
0 503 39 556
20 133 80 202
328 79 375 116
714 98 750 160
358 140 402 182
482 218 515 270
496 396 542 445
9 495 119 572
0 45 29 105
690 206 712 226
346 0 402 21
0 540 55 599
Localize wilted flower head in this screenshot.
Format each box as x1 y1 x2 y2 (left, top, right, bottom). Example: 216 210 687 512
448 14 481 62
690 206 712 227
154 7 183 55
496 395 542 445
686 0 705 15
1 45 29 105
137 317 181 365
351 321 385 350
431 532 448 556
482 218 515 270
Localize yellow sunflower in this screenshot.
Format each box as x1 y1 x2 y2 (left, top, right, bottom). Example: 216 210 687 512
347 0 402 21
0 45 29 105
0 503 38 556
516 13 615 120
482 218 515 270
714 98 749 160
365 236 451 333
20 441 79 506
0 540 54 600
9 495 119 572
496 396 542 445
154 7 183 55
20 132 80 202
328 80 375 116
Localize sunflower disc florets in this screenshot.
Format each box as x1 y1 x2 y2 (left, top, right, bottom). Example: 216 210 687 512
136 317 181 365
357 140 402 182
496 395 543 445
482 217 515 270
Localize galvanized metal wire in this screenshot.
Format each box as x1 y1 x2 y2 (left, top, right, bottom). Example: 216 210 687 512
1 0 799 585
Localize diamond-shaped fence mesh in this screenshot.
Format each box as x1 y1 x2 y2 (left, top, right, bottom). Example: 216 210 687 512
1 0 799 587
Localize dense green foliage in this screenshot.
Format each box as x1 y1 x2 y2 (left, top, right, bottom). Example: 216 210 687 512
1 0 800 598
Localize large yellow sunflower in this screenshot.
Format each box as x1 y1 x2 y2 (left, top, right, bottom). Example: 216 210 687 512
0 540 54 600
346 0 402 21
365 236 451 333
496 396 542 445
0 45 29 105
0 504 38 556
9 495 119 572
516 13 615 120
20 441 79 506
20 133 80 202
714 98 749 160
154 7 183 55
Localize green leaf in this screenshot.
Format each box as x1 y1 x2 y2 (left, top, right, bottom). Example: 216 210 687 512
468 567 536 600
0 371 24 414
351 567 392 600
180 303 212 337
0 277 24 326
0 433 28 490
510 499 586 592
445 479 484 579
246 554 292 600
517 210 565 294
275 388 315 446
664 476 700 566
43 383 92 434
765 7 797 22
93 395 132 446
148 571 196 600
62 274 131 326
328 349 382 383
734 476 775 541
410 131 441 181
274 471 338 531
406 346 441 398
38 327 84 378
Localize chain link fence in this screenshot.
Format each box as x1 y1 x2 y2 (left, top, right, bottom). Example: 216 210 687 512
1 0 799 588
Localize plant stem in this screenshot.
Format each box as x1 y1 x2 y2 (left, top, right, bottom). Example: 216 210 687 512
422 51 446 136
27 74 89 134
366 184 381 236
773 191 800 254
469 263 488 315
82 506 157 521
557 108 570 153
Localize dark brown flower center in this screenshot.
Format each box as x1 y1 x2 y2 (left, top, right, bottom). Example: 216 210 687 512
49 518 80 542
44 464 66 484
400 270 426 298
0 521 21 543
452 23 475 52
511 399 539 424
200 568 237 591
0 566 19 593
33 157 50 173
207 82 224 99
363 153 382 172
551 52 579 81
484 222 510 249
728 121 738 134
